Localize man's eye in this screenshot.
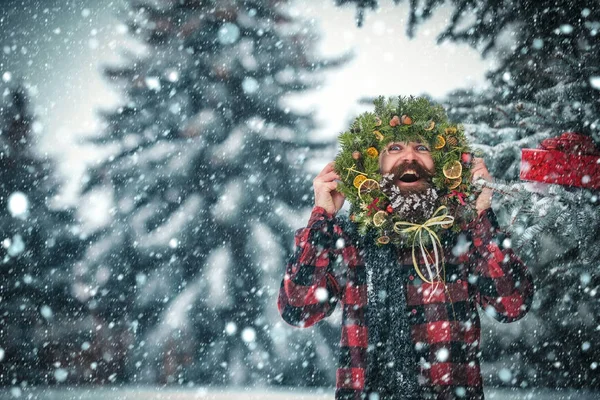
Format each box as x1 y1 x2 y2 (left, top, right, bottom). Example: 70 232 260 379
417 145 430 152
388 144 401 152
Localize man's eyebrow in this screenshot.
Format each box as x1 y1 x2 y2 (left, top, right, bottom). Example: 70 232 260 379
387 141 427 146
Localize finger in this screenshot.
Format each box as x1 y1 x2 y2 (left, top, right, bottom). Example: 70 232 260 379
472 170 492 182
473 158 489 171
325 181 338 191
471 166 484 175
316 171 340 183
314 179 338 192
471 168 484 178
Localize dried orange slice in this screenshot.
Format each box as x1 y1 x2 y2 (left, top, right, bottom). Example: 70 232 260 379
434 135 446 149
442 161 463 179
366 147 379 158
424 120 435 131
372 210 388 227
358 178 379 195
373 130 384 141
377 236 390 245
353 174 367 188
446 177 462 189
441 220 454 229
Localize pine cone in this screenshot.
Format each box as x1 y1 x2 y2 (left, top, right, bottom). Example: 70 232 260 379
446 136 458 147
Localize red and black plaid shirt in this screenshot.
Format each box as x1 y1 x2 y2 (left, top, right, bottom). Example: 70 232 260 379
278 206 534 400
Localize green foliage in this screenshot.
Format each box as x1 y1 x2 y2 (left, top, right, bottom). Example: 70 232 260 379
333 96 474 246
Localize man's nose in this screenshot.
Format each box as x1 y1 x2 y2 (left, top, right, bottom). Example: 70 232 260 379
400 147 418 162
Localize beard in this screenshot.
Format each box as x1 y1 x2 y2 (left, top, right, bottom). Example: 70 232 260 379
380 161 440 224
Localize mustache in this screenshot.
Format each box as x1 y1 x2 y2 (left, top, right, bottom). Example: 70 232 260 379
390 161 434 181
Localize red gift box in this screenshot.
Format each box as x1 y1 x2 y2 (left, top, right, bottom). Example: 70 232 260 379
520 132 600 189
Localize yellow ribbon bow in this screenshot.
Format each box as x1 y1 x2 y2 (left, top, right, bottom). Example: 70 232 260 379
393 206 455 284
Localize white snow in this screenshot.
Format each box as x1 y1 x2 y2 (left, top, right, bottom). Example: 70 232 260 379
225 322 237 336
559 24 574 34
5 234 25 257
165 68 179 82
484 305 498 319
581 342 590 351
54 368 68 382
7 192 29 219
451 234 471 257
435 347 449 362
589 76 600 90
145 76 161 91
218 23 240 45
580 272 591 285
498 368 512 383
242 77 259 94
241 327 257 343
314 287 329 302
40 305 53 319
0 387 598 399
581 175 591 184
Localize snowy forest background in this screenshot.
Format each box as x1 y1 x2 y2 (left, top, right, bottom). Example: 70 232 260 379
0 0 599 397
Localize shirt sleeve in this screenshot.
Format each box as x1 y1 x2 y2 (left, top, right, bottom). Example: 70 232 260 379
467 208 535 323
277 206 347 328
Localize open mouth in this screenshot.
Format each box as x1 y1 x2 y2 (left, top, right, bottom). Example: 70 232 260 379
398 170 420 183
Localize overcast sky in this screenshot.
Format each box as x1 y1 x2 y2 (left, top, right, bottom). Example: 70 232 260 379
0 0 491 205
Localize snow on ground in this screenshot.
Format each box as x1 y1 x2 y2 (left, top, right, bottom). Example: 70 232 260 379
0 387 598 400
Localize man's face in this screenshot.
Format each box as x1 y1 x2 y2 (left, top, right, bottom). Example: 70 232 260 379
379 141 435 194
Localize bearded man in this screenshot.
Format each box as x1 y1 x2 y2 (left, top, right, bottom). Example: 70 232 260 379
277 96 534 400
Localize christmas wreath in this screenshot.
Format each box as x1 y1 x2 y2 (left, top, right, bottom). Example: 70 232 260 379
334 96 477 255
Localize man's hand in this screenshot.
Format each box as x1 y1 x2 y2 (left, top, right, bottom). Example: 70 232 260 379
471 157 493 215
313 162 345 215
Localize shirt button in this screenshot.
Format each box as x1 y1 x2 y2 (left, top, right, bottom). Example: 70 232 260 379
409 275 414 281
457 279 462 284
319 217 324 220
412 309 417 314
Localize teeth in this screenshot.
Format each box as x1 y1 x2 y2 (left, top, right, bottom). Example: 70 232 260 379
401 169 419 178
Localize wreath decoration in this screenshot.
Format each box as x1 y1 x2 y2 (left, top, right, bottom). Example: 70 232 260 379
333 96 478 275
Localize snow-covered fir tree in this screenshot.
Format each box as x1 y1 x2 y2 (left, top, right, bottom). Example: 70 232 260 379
441 1 600 389
0 82 83 385
444 91 600 390
74 0 345 386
